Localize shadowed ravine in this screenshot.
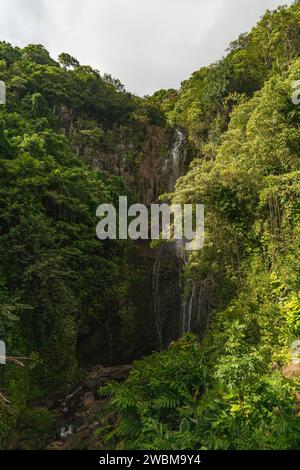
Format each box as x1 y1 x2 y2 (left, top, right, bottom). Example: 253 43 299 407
45 129 208 449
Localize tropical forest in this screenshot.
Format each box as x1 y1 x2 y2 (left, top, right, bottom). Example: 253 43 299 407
0 0 299 452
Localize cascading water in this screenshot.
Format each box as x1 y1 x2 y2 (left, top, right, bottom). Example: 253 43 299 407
187 282 196 333
180 279 210 338
150 122 208 343
181 280 196 335
168 129 185 192
151 129 187 348
58 386 83 440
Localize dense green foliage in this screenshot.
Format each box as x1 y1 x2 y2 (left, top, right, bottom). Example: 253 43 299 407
102 2 300 450
0 41 151 447
1 1 300 451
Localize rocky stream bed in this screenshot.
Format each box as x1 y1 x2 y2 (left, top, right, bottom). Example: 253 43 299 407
40 365 132 450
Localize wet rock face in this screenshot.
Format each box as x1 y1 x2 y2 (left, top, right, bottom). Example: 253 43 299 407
73 124 177 203
137 127 186 204
83 364 133 394
151 245 183 350
126 129 187 352
77 124 187 205
77 127 188 366
129 241 182 353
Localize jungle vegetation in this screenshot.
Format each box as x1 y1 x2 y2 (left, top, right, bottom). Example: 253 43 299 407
0 1 300 450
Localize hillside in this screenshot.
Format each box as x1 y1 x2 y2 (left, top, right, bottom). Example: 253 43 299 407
0 1 300 450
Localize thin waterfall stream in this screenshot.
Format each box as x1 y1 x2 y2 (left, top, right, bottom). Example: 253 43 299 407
151 129 188 347
181 279 196 335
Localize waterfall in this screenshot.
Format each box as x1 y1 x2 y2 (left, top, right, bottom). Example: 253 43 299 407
169 129 185 192
180 280 206 337
59 386 83 440
151 129 186 349
152 253 163 351
60 424 74 440
188 282 196 333
181 280 196 335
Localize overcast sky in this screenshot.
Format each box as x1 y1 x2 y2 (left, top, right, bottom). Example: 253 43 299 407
0 0 294 95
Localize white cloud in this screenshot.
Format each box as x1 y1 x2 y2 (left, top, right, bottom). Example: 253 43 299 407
0 0 294 95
